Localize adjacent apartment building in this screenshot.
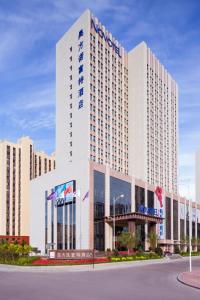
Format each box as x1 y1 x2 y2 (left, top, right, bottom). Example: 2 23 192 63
0 136 55 242
30 10 200 255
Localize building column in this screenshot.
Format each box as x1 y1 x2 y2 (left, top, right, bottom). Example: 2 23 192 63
147 223 157 251
145 223 148 251
178 196 180 244
105 165 110 217
105 222 112 251
144 183 148 251
184 199 187 252
128 221 136 234
105 165 110 250
171 195 174 253
131 177 135 212
195 203 198 252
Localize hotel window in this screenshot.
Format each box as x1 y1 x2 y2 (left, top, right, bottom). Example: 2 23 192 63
49 160 51 172
44 158 47 173
70 56 72 62
30 145 33 180
39 156 41 176
173 200 178 240
165 197 171 239
70 132 72 137
57 206 63 250
34 155 37 177
135 186 145 212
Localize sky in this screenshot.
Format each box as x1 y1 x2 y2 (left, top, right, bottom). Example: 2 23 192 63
0 0 199 199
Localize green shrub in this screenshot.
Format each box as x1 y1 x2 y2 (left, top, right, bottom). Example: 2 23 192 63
174 245 180 254
0 241 32 264
154 247 163 257
113 249 119 257
15 256 38 265
109 252 161 262
181 251 200 257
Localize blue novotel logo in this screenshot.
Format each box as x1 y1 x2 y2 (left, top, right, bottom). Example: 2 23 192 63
91 19 122 58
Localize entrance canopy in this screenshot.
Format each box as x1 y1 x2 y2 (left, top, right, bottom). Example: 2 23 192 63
105 212 163 224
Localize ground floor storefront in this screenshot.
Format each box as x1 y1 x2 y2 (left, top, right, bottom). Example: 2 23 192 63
30 161 200 254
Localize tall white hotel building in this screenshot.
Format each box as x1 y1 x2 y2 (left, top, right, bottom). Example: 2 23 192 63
30 10 200 255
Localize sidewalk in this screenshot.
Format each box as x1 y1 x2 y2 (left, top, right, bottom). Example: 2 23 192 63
177 269 200 289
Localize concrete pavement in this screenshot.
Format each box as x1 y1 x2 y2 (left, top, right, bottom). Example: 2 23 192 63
178 269 200 289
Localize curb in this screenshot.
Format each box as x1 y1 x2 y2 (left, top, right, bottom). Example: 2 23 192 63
177 273 200 290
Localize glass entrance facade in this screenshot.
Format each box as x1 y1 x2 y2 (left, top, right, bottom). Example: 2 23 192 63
110 177 131 216
94 170 105 251
57 202 76 250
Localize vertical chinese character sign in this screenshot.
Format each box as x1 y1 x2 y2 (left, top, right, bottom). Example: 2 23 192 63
77 29 84 110
155 186 164 239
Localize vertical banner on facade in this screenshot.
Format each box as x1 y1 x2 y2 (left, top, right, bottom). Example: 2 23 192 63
180 203 185 219
155 186 164 239
197 209 200 223
192 208 196 222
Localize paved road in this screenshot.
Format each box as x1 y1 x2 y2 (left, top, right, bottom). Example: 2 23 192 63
0 259 200 300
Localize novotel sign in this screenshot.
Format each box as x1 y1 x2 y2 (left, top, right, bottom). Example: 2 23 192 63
91 19 122 58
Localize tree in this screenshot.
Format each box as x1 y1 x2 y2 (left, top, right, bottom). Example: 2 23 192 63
147 231 158 251
191 237 197 251
197 238 200 251
180 235 187 252
117 232 139 254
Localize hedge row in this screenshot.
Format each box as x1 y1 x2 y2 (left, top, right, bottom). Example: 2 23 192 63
109 253 161 262
181 252 200 257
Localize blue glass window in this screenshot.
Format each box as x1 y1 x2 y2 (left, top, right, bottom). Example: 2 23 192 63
110 177 131 216
94 171 105 251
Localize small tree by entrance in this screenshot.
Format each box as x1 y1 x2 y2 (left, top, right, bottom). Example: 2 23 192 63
197 238 200 251
117 232 139 254
180 235 187 252
147 231 158 251
191 237 197 251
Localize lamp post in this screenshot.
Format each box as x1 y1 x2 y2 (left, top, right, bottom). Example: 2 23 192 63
113 194 124 251
179 179 193 272
189 198 192 272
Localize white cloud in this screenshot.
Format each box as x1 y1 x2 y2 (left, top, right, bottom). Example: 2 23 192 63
13 112 55 131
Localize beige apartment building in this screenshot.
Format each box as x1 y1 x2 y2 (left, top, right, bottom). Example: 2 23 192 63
0 136 55 239
128 42 178 194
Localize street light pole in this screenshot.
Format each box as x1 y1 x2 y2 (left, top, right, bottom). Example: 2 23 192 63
189 198 192 272
179 179 192 273
113 199 115 251
113 194 124 251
